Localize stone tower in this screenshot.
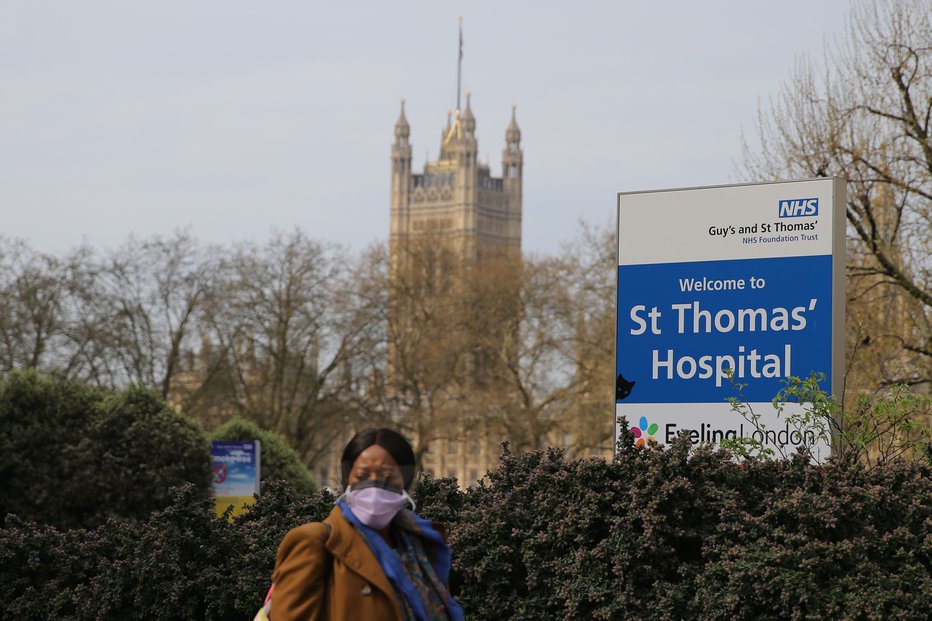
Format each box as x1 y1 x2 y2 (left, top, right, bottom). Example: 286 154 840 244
385 91 525 487
389 94 523 267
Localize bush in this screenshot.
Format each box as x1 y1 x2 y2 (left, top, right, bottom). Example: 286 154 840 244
449 439 931 620
1 432 929 620
0 516 111 619
74 386 213 525
206 481 335 616
210 417 317 495
0 481 334 621
0 370 103 527
0 371 212 529
693 456 932 620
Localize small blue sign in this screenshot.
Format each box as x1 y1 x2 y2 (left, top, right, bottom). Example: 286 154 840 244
211 441 261 497
778 197 819 217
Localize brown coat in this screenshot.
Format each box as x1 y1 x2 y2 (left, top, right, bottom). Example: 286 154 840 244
271 505 448 621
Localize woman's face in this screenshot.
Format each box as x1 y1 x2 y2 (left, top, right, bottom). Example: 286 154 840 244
347 443 406 490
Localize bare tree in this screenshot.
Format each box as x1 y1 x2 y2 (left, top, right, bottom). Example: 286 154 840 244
0 239 67 372
744 0 931 394
100 232 215 397
555 223 618 457
196 230 369 467
0 239 109 381
476 224 617 457
363 225 618 463
375 234 475 466
468 253 580 454
0 224 620 473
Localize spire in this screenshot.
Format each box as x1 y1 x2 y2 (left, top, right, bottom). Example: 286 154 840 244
462 91 475 136
438 109 451 153
506 103 521 144
503 102 522 185
441 109 463 155
391 98 412 205
394 98 410 143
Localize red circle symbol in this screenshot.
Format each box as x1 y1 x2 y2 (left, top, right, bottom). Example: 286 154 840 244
212 464 228 484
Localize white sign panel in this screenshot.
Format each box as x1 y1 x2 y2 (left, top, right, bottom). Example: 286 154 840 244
615 179 845 459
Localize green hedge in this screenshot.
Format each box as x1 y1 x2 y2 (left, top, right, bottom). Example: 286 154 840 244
2 435 930 620
450 440 931 620
0 371 212 529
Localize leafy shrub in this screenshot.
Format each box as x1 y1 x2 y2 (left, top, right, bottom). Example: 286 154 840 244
75 386 213 525
0 482 335 621
202 480 335 617
693 456 932 620
725 374 931 466
211 417 317 495
449 437 930 620
0 371 212 529
412 472 465 525
0 516 111 619
1 431 929 620
0 370 104 527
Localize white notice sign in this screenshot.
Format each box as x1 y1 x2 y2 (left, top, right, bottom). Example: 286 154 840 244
615 179 845 460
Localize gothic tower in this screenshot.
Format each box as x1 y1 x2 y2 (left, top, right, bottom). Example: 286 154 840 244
389 94 523 269
385 26 525 487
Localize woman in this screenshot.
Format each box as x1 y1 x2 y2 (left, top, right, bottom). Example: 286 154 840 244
270 428 464 621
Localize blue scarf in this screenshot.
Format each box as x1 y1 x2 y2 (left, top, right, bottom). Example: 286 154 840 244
336 499 464 621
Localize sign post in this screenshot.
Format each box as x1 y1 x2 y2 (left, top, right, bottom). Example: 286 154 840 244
211 440 262 518
615 178 845 460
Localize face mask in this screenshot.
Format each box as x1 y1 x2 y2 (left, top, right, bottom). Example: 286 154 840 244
343 481 415 530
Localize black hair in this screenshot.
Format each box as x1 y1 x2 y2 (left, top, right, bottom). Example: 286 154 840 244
340 427 417 490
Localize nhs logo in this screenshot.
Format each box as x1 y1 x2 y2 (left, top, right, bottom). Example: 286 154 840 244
778 198 819 217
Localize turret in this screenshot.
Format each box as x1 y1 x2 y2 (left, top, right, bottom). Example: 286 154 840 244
502 104 523 197
462 92 476 139
440 109 452 150
454 93 479 218
391 98 413 207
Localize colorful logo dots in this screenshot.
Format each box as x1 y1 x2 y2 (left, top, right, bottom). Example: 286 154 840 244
630 416 659 447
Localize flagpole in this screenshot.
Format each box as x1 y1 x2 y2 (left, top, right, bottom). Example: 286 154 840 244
456 16 463 112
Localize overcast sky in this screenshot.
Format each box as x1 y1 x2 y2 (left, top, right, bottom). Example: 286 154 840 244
1 1 853 257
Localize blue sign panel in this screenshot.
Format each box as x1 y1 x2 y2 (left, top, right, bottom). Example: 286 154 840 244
615 178 845 458
210 440 261 497
616 254 832 404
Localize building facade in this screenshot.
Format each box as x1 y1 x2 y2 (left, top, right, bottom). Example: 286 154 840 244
387 94 525 487
390 95 523 267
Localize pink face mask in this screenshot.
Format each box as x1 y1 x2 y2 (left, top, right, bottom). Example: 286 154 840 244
344 482 415 529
